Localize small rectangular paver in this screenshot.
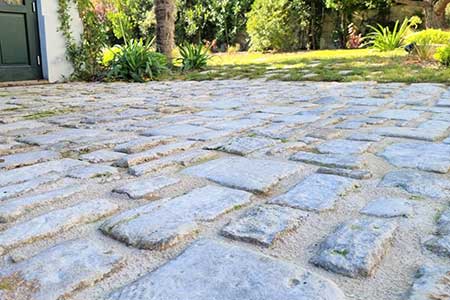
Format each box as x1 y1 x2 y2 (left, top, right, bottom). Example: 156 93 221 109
101 185 252 250
0 174 61 201
107 239 345 300
66 165 119 179
80 149 126 163
211 136 276 156
0 239 123 300
0 150 61 170
221 204 307 247
0 185 83 222
290 151 365 169
0 199 118 253
270 174 357 212
312 219 398 277
115 141 197 167
182 157 302 194
113 176 180 199
114 136 174 154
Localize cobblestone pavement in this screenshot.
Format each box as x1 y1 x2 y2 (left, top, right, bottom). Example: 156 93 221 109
0 80 449 300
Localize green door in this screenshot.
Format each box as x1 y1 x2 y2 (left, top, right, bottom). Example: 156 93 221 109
0 0 42 81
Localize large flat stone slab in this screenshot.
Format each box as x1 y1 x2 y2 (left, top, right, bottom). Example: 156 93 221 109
0 185 83 222
210 136 276 155
290 151 365 169
379 142 450 173
0 239 123 300
181 157 302 193
0 150 60 170
115 141 197 167
312 218 398 277
379 170 450 199
0 174 60 201
316 139 372 155
221 204 307 247
360 197 413 218
371 109 423 121
107 239 345 300
113 176 180 199
375 120 450 142
0 199 118 253
0 158 88 187
101 185 252 250
407 265 450 300
270 174 357 212
114 136 174 154
18 128 107 146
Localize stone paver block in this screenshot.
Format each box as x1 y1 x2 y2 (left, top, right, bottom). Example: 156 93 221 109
0 174 60 201
290 151 365 169
316 139 372 155
360 197 413 218
0 199 118 253
270 174 357 212
312 219 398 277
0 150 60 170
221 204 307 247
182 157 302 193
113 176 180 199
80 149 126 163
212 136 276 155
143 124 212 137
114 136 174 154
371 109 423 121
107 239 345 300
101 185 252 250
0 239 123 300
407 265 450 300
424 235 450 257
379 142 450 173
66 165 119 179
379 170 450 199
317 167 372 179
0 185 82 222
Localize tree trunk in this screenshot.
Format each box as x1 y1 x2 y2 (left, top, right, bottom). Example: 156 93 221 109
393 0 449 28
424 3 448 28
155 0 176 62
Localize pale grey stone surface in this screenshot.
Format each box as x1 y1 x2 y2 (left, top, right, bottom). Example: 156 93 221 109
0 150 60 170
0 174 60 201
317 167 372 179
375 120 450 142
101 185 252 250
437 208 450 235
0 239 123 300
0 185 82 222
80 149 126 163
407 265 450 300
0 199 118 252
143 124 212 137
0 120 48 134
19 128 107 145
371 109 423 121
290 151 365 169
379 143 450 173
270 174 357 212
347 133 382 142
113 176 180 199
128 150 217 176
221 204 307 247
107 239 346 300
0 158 88 187
115 141 197 167
66 165 119 179
182 157 302 193
316 139 372 155
424 235 450 257
114 136 174 154
211 136 276 155
360 197 413 218
379 170 450 199
312 219 398 277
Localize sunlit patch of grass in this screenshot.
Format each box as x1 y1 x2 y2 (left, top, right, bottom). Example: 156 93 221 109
170 48 450 83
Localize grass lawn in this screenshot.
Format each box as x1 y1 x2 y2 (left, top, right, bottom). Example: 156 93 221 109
173 49 450 83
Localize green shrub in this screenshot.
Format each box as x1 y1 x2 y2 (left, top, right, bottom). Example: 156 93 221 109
246 0 310 52
406 29 450 45
365 17 418 51
105 39 167 82
435 45 450 66
177 43 211 71
412 40 436 61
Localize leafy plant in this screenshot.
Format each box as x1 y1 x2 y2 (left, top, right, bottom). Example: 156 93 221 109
346 23 362 49
177 43 211 71
406 29 450 45
435 44 450 66
411 38 436 61
364 17 419 51
106 39 167 82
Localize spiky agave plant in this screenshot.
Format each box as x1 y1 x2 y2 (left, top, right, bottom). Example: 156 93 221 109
364 18 414 51
177 43 211 71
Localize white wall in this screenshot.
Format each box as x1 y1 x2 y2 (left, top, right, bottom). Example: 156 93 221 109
37 0 83 82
